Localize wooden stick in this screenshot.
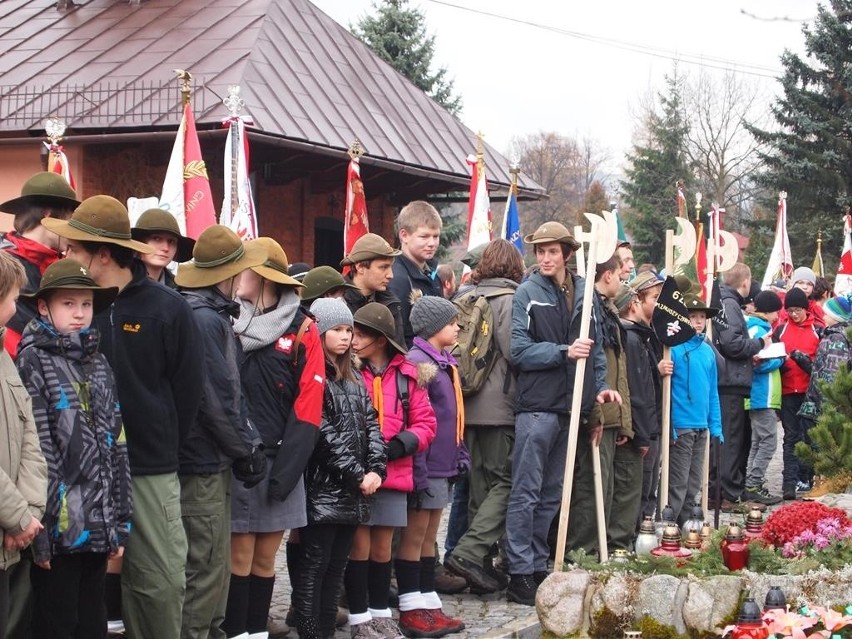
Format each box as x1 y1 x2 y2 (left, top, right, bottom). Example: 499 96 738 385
554 219 600 572
659 230 675 509
591 441 608 563
701 233 715 512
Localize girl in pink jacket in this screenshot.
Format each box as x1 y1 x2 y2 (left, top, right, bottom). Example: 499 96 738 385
344 303 436 639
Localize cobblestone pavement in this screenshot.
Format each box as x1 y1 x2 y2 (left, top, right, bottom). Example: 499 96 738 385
267 421 788 638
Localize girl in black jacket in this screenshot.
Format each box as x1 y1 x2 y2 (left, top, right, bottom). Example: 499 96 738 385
294 298 386 639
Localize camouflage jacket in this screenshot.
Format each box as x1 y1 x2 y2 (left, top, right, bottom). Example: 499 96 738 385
799 320 852 420
17 320 131 562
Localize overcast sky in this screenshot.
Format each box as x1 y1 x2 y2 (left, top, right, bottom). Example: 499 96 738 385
312 0 813 173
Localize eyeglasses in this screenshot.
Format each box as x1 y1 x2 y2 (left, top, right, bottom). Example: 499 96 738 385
786 307 806 314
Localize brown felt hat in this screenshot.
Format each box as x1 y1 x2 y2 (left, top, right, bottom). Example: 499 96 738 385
0 172 80 215
629 271 664 293
131 208 196 262
340 233 401 266
523 221 581 251
42 195 154 254
174 225 267 288
301 266 358 302
353 302 407 355
22 258 118 315
246 237 303 288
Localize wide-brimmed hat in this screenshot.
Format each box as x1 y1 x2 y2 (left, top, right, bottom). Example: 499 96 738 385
246 237 303 288
341 233 401 266
0 172 81 215
42 195 154 254
461 242 489 269
353 302 407 354
523 221 581 251
131 208 196 262
21 258 118 315
629 271 664 293
174 225 267 288
302 266 358 302
682 293 719 318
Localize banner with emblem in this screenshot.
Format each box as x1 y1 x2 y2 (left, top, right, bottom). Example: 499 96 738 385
652 276 696 346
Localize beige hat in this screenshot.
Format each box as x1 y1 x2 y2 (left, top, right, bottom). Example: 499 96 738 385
174 225 267 288
0 172 80 215
340 233 401 266
131 208 196 262
246 237 304 288
42 195 154 254
523 221 581 251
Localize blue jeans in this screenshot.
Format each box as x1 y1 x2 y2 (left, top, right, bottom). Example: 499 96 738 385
444 475 469 556
505 412 567 575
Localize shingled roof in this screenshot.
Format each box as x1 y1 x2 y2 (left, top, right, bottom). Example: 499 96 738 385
0 0 544 198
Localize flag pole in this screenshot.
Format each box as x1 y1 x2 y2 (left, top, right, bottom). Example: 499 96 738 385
176 68 192 108
501 159 519 239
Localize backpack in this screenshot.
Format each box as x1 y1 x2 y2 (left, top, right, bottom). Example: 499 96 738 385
451 287 515 396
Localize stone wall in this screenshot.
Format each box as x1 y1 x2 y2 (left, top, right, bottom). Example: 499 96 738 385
537 567 852 638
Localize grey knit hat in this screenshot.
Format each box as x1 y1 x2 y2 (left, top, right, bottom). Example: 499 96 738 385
410 295 458 339
310 298 353 335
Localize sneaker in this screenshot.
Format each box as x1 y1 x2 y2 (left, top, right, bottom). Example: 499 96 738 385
506 574 537 606
433 565 467 595
370 616 405 639
743 485 782 506
533 570 550 586
445 554 501 593
782 484 797 501
351 620 384 639
428 609 464 634
398 609 447 638
796 481 812 493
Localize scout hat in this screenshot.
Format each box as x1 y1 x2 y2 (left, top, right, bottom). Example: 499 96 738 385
246 237 303 288
0 172 80 215
629 270 664 293
41 195 153 254
353 302 407 354
523 221 581 251
131 208 196 262
613 283 638 313
340 233 401 267
682 292 719 318
22 258 118 315
460 242 489 269
174 225 267 288
301 266 358 302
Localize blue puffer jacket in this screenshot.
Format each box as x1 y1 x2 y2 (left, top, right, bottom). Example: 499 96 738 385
745 314 783 411
670 333 723 441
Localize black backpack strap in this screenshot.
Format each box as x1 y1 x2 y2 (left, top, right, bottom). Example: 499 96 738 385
396 369 410 430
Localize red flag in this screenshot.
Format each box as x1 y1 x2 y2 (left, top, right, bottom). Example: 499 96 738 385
344 156 369 257
44 142 75 191
761 193 794 289
676 182 687 218
465 153 492 249
182 104 216 238
694 221 708 302
836 213 852 295
221 116 258 240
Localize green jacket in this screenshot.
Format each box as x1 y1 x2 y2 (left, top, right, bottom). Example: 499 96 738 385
589 293 632 436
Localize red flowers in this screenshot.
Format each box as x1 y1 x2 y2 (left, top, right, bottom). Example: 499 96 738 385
761 502 852 547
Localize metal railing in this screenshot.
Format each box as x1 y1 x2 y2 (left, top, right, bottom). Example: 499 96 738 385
0 79 211 130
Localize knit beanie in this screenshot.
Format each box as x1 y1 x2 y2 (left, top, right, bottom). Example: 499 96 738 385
410 295 458 339
753 291 782 313
309 298 353 335
783 287 809 310
824 295 852 324
791 266 816 286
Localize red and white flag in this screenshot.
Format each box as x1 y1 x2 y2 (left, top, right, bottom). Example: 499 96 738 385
836 213 852 295
344 156 369 258
761 192 793 289
44 142 75 191
221 116 258 240
159 103 217 239
465 153 492 251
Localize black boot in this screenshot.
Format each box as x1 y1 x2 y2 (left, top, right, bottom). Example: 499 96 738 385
296 613 322 639
221 574 250 637
247 574 275 633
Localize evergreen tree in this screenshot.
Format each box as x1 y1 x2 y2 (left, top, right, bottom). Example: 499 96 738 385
621 72 693 266
353 0 462 115
747 1 852 271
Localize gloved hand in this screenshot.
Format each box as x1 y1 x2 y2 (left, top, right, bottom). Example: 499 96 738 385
790 349 813 374
387 437 406 461
233 446 266 488
455 458 470 479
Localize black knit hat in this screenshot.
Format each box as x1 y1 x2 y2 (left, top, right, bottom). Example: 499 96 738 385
754 291 782 313
410 295 458 339
784 287 809 310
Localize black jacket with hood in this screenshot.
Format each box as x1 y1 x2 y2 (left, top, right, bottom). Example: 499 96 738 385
712 284 763 396
621 319 663 447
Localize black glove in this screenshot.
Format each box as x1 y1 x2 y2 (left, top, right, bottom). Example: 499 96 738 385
387 438 406 461
790 349 813 374
233 446 267 488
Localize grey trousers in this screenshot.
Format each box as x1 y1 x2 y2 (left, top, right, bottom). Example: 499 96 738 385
667 429 707 526
746 409 778 487
505 412 567 576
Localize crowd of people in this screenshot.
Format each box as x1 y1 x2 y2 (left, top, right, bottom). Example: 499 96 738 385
0 171 843 639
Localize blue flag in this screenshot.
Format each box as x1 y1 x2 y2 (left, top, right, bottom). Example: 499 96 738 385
502 189 523 254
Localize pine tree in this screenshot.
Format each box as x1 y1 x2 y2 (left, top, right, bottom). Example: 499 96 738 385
795 347 852 483
621 72 693 266
353 0 462 115
746 1 852 271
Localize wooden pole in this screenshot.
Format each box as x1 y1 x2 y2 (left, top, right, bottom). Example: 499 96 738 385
659 229 675 508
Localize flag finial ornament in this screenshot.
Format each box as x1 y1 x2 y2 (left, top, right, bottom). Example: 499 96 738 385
174 68 192 107
44 117 66 146
223 85 245 118
779 190 787 201
347 138 364 161
694 192 702 221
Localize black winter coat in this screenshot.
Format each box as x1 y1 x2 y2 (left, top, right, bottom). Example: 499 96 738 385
306 365 386 525
711 284 763 396
621 319 662 448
